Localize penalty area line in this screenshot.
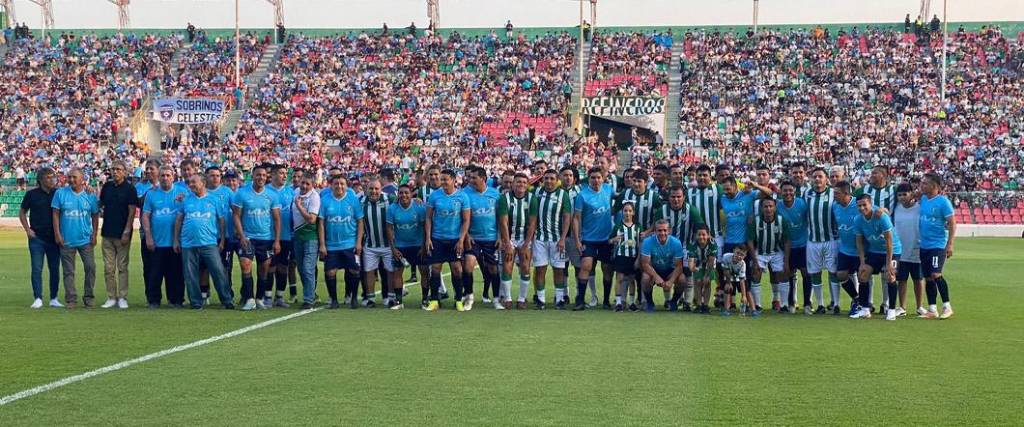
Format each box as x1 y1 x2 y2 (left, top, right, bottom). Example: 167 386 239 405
0 307 323 407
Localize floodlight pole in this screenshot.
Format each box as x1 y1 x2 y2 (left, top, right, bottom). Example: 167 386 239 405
577 0 585 124
107 0 130 30
940 0 947 105
266 0 284 27
1 0 15 28
427 0 440 30
235 0 241 89
752 0 759 34
590 0 596 29
26 0 53 38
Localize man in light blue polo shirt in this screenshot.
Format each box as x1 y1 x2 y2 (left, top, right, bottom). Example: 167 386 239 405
175 174 234 309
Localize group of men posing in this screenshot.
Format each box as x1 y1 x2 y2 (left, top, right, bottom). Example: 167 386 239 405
19 156 957 320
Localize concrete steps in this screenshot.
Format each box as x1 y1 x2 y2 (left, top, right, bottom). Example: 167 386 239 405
218 43 281 140
666 41 685 145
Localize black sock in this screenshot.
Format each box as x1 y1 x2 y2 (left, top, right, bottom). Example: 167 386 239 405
802 278 812 307
379 270 390 298
643 289 654 306
887 282 899 310
241 275 254 301
359 272 368 299
326 276 338 301
936 277 950 303
394 284 403 303
275 271 287 293
576 278 588 303
603 279 612 304
482 270 491 298
344 272 359 300
670 288 681 304
925 279 937 305
429 272 441 301
288 282 297 297
788 276 797 307
841 278 858 300
256 275 269 299
462 272 474 297
265 273 274 296
451 272 464 300
858 282 871 308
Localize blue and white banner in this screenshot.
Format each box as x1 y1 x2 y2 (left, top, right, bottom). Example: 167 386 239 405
151 98 226 124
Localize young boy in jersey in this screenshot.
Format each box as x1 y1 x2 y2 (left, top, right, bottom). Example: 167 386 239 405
688 226 718 314
610 202 640 312
719 245 750 316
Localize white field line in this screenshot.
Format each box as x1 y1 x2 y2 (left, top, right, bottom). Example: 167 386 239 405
0 307 323 406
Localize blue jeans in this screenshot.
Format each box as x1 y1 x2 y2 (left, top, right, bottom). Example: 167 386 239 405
182 245 233 307
293 239 319 304
29 237 60 300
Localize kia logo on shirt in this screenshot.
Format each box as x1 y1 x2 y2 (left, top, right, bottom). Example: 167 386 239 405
155 207 176 216
63 209 91 217
327 216 354 225
245 208 270 217
472 207 494 216
186 211 213 219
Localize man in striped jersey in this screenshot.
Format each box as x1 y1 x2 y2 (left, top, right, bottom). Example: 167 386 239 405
687 165 723 257
529 169 573 309
498 173 535 309
857 165 897 312
560 166 597 306
805 167 842 314
655 185 704 310
747 197 791 314
615 169 662 307
360 178 394 308
652 164 672 202
462 166 500 311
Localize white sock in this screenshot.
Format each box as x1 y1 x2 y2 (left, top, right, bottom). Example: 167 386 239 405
501 280 512 300
684 282 694 303
778 282 790 308
751 284 762 307
829 278 840 306
518 277 530 302
812 283 823 307
615 295 622 304
275 290 284 298
588 276 597 295
942 302 952 310
555 287 565 302
771 283 780 301
537 289 545 302
627 294 634 304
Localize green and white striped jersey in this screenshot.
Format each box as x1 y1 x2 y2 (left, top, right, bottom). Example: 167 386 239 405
530 188 571 242
795 182 813 199
616 188 662 230
688 185 723 238
805 187 837 243
748 213 789 254
655 204 704 245
611 221 640 258
362 194 394 248
497 192 533 241
687 240 719 267
416 185 439 202
858 184 897 213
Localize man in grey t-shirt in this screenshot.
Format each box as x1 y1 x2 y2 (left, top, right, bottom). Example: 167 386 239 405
893 183 924 317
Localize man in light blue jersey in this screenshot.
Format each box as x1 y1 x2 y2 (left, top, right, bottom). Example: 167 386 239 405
853 194 902 320
463 166 501 311
174 174 234 309
231 165 283 311
135 160 160 297
174 159 198 195
318 175 364 309
219 170 243 294
51 168 100 308
386 184 427 310
560 166 596 307
778 181 820 314
918 173 956 319
198 166 232 305
639 219 686 313
718 176 773 309
423 169 471 312
831 181 864 316
572 167 615 311
856 165 898 312
142 166 186 308
268 165 294 307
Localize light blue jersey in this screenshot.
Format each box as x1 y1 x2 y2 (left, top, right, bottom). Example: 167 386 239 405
427 189 470 240
51 187 99 248
574 185 614 242
207 185 236 240
832 199 861 256
855 210 902 255
463 186 500 241
641 235 685 271
270 184 294 241
179 193 222 248
319 191 363 250
143 186 185 248
721 191 756 245
918 194 954 249
387 201 427 248
777 197 809 248
231 185 281 241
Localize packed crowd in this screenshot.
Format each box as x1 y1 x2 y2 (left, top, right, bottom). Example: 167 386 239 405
673 26 1024 192
585 31 672 97
165 31 267 100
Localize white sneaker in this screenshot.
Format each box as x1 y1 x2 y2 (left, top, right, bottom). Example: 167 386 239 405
894 307 906 317
463 295 474 311
118 298 129 309
100 298 118 309
588 295 598 307
30 298 43 309
255 299 269 310
482 297 492 304
850 307 871 319
885 309 897 321
49 298 65 308
493 299 505 310
917 307 929 317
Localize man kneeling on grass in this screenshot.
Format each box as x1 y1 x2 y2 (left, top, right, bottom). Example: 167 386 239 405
638 219 686 313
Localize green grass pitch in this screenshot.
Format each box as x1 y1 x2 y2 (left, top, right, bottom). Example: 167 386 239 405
0 231 1022 425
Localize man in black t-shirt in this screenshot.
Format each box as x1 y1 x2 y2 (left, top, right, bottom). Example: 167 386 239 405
19 168 62 309
99 162 139 309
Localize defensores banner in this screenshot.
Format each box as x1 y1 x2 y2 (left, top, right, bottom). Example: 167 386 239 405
582 96 664 116
152 98 226 124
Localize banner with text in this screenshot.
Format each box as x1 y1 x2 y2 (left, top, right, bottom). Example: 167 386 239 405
582 96 665 116
151 97 226 124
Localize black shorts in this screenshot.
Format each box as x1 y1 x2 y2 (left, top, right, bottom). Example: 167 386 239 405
239 239 274 262
468 240 499 266
273 240 292 266
864 252 899 274
395 246 424 268
837 252 861 273
428 238 461 264
651 267 676 283
896 261 922 282
789 246 807 270
581 241 612 263
920 249 946 277
612 255 637 275
325 249 359 271
221 239 239 266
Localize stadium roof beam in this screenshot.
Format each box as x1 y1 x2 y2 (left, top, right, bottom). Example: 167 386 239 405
1 0 15 27
26 0 53 36
267 0 284 27
427 0 439 30
107 0 130 30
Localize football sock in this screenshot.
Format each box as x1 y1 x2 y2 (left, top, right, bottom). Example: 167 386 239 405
462 272 474 297
771 282 780 302
841 278 858 300
829 276 840 306
256 276 270 299
576 278 588 303
778 282 790 308
857 282 871 308
588 276 597 299
936 277 950 303
663 288 671 304
325 276 338 301
536 287 545 303
451 272 464 301
501 272 513 301
603 278 613 304
344 273 360 300
615 295 623 305
925 279 937 305
429 272 441 301
812 281 824 307
887 282 898 310
751 283 762 307
519 274 530 302
289 283 297 298
275 271 287 292
802 277 812 307
241 275 254 301
482 272 492 299
643 289 655 306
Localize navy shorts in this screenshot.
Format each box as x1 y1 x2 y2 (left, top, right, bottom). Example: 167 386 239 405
864 252 899 274
428 238 461 264
273 240 292 266
612 255 637 275
394 246 424 268
896 261 922 282
581 241 612 263
789 246 807 270
837 252 861 273
239 239 274 262
325 249 359 271
652 267 676 284
221 239 239 265
920 249 946 277
468 240 499 266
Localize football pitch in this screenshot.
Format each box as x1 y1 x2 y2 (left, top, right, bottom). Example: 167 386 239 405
0 231 1021 425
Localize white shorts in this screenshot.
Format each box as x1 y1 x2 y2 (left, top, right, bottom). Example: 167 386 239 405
806 240 838 274
532 240 567 268
362 246 395 272
757 252 785 272
498 239 529 265
715 236 725 258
